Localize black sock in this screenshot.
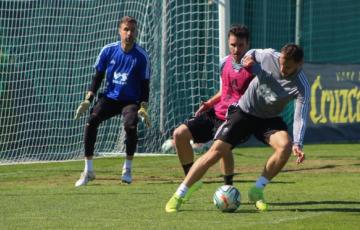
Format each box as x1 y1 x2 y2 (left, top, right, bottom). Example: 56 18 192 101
182 162 193 176
223 174 234 185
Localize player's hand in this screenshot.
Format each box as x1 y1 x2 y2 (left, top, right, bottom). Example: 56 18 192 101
74 100 90 120
195 101 212 117
74 92 94 120
241 55 255 68
292 144 305 164
138 102 151 128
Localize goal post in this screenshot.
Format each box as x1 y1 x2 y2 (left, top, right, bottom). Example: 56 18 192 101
217 0 230 60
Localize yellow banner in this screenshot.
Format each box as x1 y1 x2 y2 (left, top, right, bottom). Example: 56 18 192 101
310 75 360 124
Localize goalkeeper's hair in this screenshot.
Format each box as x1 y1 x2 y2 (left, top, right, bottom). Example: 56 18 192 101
118 16 137 28
228 24 249 42
281 43 304 63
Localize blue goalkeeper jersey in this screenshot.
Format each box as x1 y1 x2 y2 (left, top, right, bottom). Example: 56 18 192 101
94 41 150 102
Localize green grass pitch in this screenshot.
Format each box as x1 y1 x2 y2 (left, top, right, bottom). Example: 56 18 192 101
0 143 359 229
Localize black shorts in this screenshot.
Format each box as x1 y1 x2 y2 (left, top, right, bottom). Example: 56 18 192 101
89 96 139 127
184 108 224 143
214 105 288 147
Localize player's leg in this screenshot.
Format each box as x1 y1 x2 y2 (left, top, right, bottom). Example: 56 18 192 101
206 112 236 186
220 153 234 185
173 110 216 176
166 106 247 212
165 140 232 212
249 117 290 210
121 103 139 184
172 124 195 175
75 97 120 187
172 124 204 201
263 130 292 179
184 140 232 187
183 105 248 189
173 109 219 201
217 106 252 186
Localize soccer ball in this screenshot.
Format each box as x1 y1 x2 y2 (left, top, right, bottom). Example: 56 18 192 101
213 185 241 212
161 139 175 154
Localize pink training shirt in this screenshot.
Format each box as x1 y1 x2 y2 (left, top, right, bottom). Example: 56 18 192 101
214 55 254 120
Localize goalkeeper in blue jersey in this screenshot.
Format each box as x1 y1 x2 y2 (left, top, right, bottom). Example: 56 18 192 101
166 44 310 212
74 16 151 187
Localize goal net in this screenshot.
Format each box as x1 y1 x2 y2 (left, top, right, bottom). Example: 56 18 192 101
0 0 219 162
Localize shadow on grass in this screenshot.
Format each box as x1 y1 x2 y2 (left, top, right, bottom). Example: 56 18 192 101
271 200 360 205
169 201 360 214
282 164 337 172
269 200 360 212
179 207 259 214
276 207 360 212
183 210 260 214
8 169 123 174
136 179 295 185
2 192 123 196
204 179 294 184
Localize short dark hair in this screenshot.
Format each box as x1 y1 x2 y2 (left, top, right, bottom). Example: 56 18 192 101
281 43 304 62
118 16 137 28
228 24 249 42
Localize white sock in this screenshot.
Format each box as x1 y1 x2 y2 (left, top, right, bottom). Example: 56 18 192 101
255 176 270 189
123 159 132 169
84 159 93 172
175 183 188 198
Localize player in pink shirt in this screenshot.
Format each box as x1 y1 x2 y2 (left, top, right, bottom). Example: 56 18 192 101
171 25 254 202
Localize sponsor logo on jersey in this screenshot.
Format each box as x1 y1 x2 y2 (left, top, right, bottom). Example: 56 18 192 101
257 84 277 104
113 72 128 85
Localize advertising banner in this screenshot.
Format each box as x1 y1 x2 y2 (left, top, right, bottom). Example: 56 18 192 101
304 63 360 143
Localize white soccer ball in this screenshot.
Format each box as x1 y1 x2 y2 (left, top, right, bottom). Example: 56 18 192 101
213 185 241 212
161 139 175 154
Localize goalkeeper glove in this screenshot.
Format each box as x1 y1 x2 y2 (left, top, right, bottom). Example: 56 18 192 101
138 102 151 128
74 92 94 120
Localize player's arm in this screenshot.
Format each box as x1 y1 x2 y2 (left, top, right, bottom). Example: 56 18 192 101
74 71 105 120
195 56 226 116
292 73 310 164
137 52 151 128
88 71 105 96
74 44 109 120
241 54 266 79
195 91 221 117
242 49 278 77
138 79 151 127
243 48 276 63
